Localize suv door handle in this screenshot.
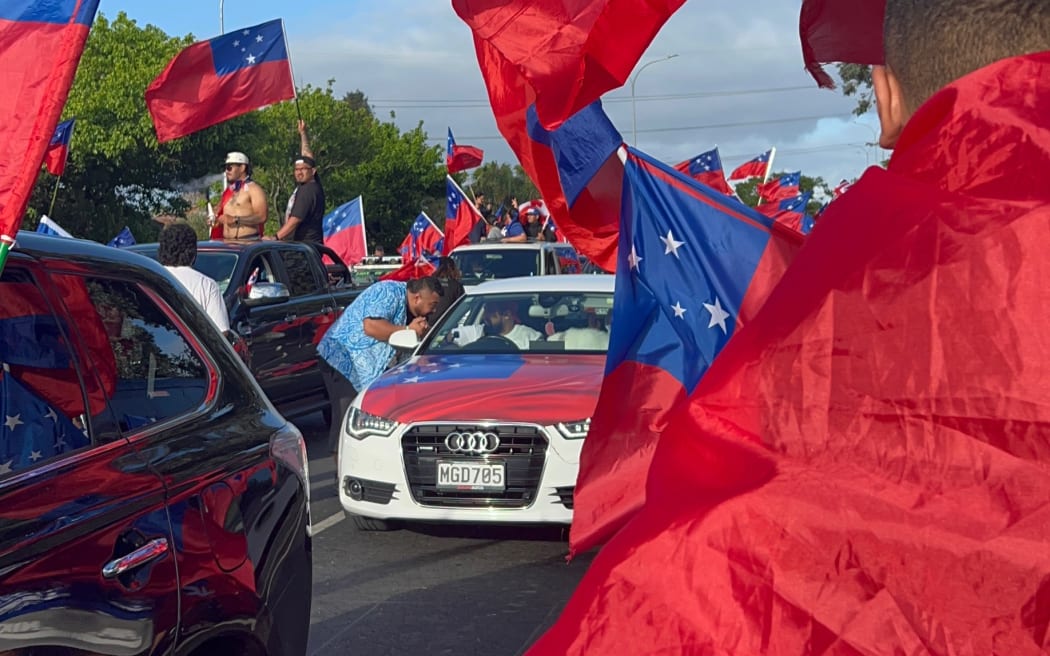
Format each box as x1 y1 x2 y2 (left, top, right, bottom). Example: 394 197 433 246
102 537 169 579
320 305 334 314
284 313 298 322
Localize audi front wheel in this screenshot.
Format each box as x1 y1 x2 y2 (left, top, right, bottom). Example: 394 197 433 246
352 515 398 532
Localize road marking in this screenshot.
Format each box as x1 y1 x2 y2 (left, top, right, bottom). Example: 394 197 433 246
311 510 345 535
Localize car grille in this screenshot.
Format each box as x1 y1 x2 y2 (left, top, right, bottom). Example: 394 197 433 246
402 423 547 508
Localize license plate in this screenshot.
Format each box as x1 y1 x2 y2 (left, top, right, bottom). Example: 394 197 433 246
436 461 505 491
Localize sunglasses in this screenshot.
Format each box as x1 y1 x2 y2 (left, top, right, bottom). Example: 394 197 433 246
224 163 243 171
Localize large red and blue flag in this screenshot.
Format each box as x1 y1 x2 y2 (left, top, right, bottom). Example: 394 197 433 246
322 196 367 266
145 19 296 143
446 128 484 174
525 101 802 554
44 118 75 176
0 370 87 476
454 0 685 272
728 149 773 181
442 176 482 255
0 0 100 269
673 148 733 195
757 170 801 202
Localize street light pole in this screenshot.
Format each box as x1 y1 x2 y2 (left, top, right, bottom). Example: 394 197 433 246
630 54 678 147
219 0 225 33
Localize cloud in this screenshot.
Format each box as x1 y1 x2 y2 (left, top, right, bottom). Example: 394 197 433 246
285 0 878 184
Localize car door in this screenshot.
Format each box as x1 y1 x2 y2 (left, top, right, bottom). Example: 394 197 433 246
272 245 333 399
0 261 180 655
231 251 300 406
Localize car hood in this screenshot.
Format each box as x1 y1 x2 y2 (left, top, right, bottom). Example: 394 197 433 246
359 353 605 424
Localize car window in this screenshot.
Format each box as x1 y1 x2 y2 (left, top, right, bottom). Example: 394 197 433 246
424 291 613 354
191 252 238 293
245 254 276 288
279 248 322 297
0 267 97 476
452 250 541 282
57 275 214 434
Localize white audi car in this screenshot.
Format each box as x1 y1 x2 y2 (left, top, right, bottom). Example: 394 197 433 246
337 276 614 530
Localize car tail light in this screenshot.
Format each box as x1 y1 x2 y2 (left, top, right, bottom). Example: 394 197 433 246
271 423 311 530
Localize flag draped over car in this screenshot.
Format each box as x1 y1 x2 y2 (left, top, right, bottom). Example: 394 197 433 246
0 0 100 274
453 0 685 273
145 19 296 143
322 196 367 266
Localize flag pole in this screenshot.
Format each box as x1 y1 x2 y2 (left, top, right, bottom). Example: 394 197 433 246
421 210 444 236
47 173 62 217
762 147 777 183
358 195 368 264
280 18 301 121
447 175 483 217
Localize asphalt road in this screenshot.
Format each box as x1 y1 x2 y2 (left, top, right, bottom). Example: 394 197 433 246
296 412 596 656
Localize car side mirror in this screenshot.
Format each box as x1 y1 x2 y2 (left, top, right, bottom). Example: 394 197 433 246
243 282 290 307
388 329 420 352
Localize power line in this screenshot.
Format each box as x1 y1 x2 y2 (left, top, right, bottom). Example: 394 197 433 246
370 85 815 109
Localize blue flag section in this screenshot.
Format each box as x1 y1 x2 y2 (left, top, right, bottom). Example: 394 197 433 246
0 370 87 476
107 226 136 248
610 149 774 391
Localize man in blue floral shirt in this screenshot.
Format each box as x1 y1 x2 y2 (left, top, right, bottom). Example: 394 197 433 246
317 277 442 460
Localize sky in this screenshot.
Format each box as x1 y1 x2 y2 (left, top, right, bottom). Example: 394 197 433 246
104 0 888 186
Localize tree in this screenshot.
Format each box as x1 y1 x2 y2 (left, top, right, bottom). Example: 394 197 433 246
27 12 260 242
838 63 875 116
734 172 829 216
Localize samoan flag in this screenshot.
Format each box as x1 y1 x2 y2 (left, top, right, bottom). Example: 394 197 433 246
758 191 813 235
107 226 136 248
0 368 88 476
756 170 801 203
44 118 74 176
397 213 444 261
728 149 772 181
527 101 803 554
323 196 367 266
446 127 484 174
442 177 481 255
673 148 733 195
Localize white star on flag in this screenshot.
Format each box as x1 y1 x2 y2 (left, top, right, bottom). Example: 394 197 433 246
29 451 42 462
660 230 685 258
242 29 250 35
671 302 687 319
703 297 731 334
45 408 57 422
403 376 422 384
246 54 256 65
255 34 264 42
4 414 22 431
628 244 642 270
233 40 240 47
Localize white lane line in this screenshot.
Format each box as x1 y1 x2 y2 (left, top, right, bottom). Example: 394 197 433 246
311 511 345 535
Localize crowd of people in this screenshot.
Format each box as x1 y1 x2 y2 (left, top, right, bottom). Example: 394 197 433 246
468 194 558 244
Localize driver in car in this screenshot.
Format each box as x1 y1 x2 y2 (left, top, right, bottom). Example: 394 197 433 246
452 300 541 350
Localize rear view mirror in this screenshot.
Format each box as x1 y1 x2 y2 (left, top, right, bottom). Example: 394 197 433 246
244 282 289 307
388 329 419 352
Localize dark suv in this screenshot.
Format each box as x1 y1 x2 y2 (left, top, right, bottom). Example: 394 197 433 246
0 232 311 655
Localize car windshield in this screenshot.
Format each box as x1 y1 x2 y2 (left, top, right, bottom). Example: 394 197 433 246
452 250 541 284
423 291 614 354
130 246 239 294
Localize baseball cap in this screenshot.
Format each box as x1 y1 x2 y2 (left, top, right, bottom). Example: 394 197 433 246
225 151 250 165
294 155 317 168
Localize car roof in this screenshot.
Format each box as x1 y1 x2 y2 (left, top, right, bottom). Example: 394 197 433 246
450 241 572 253
466 275 613 295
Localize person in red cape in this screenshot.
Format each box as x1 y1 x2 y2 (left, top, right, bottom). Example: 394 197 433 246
529 1 1050 654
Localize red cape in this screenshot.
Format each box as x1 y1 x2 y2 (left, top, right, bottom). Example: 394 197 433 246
529 52 1050 655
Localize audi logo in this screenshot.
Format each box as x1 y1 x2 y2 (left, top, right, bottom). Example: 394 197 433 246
444 431 501 455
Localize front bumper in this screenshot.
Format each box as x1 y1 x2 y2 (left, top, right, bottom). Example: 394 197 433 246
338 421 581 525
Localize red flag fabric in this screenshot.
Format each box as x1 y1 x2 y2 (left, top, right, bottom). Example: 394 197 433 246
44 118 75 176
529 53 1050 655
0 1 99 252
672 148 733 196
145 19 295 143
800 0 886 88
453 0 686 132
442 177 482 255
756 171 801 203
727 149 772 181
446 128 484 174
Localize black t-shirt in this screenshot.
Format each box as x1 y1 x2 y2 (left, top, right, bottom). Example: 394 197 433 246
289 179 325 243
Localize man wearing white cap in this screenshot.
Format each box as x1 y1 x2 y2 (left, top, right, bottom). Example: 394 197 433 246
219 151 268 240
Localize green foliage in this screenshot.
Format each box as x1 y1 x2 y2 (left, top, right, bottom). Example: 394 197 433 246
838 63 875 116
469 162 539 207
27 13 447 249
734 172 829 216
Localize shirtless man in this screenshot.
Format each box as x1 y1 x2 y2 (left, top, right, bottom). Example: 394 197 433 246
220 152 268 240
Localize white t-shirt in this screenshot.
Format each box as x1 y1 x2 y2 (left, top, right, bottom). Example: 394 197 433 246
165 265 230 333
453 323 542 350
547 327 609 350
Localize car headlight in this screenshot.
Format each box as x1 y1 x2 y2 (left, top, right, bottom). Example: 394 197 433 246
345 406 398 440
555 418 591 440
